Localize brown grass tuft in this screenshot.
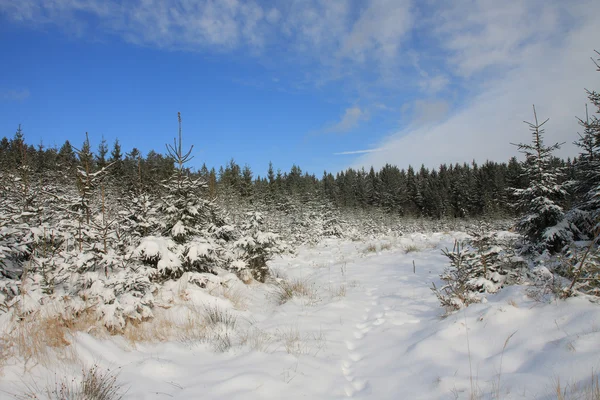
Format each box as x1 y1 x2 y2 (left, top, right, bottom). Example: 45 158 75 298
553 370 600 400
403 244 421 254
2 313 81 369
330 284 347 298
273 278 318 305
364 244 377 253
15 364 126 400
123 307 208 346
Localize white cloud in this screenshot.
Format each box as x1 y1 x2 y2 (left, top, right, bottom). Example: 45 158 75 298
338 0 413 64
0 1 414 84
430 0 571 78
418 74 449 94
1 0 270 50
4 0 597 173
335 148 383 155
410 99 450 125
327 106 369 133
353 7 600 170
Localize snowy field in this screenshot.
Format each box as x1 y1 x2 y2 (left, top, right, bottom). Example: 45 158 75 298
2 232 600 399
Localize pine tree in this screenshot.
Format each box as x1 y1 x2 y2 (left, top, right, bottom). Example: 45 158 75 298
241 164 254 198
267 161 275 186
96 135 108 169
233 212 285 282
58 140 77 178
109 138 123 180
511 106 571 253
139 113 228 279
573 52 600 235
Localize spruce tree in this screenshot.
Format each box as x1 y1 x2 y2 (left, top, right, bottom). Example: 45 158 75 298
511 106 570 253
96 135 108 169
573 51 600 235
138 113 228 279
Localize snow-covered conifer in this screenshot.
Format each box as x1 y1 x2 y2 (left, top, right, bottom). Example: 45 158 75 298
511 107 572 253
144 113 230 279
233 211 285 282
432 232 526 311
572 52 600 236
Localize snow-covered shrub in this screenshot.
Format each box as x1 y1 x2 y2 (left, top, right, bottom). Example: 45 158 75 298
0 170 43 280
432 241 484 311
559 235 600 297
134 236 182 279
0 222 29 279
158 174 215 244
432 235 527 312
234 212 285 282
10 246 156 332
181 237 222 274
120 193 160 242
319 204 345 238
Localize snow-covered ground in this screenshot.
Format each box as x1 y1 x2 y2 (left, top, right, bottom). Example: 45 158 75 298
2 233 600 399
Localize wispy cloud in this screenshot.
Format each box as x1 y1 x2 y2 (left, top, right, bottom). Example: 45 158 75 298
409 99 450 126
3 0 597 172
430 0 571 78
334 148 383 155
338 0 413 64
354 4 600 170
1 0 274 50
326 106 369 134
0 1 414 89
0 89 30 101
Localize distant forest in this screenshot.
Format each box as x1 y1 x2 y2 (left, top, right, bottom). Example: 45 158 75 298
0 127 578 220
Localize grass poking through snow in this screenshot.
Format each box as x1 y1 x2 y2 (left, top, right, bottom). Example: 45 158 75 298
203 305 237 329
273 278 318 305
553 371 600 400
14 364 126 400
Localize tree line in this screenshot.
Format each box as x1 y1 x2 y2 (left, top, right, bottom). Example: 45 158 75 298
2 127 579 220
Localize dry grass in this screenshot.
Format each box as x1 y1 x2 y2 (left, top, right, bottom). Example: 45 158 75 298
362 242 393 253
238 326 274 352
201 305 238 352
123 307 208 346
273 278 318 305
203 304 237 329
1 313 81 370
208 284 247 310
554 371 600 400
310 261 330 269
348 280 361 288
329 284 347 298
403 244 421 254
210 331 233 353
364 243 377 253
380 242 392 251
491 331 517 400
222 286 247 310
124 305 239 352
273 326 327 356
15 364 125 400
0 334 10 374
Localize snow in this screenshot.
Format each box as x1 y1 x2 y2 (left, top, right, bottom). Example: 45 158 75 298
1 232 600 399
135 236 181 273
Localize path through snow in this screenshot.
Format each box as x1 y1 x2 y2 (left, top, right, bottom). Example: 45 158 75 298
2 233 600 399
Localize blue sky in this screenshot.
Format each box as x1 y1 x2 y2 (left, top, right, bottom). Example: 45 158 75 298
1 1 598 176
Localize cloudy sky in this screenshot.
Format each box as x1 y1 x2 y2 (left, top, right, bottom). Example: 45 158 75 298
0 0 598 175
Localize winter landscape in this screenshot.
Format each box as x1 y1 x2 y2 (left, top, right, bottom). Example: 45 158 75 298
1 1 600 399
